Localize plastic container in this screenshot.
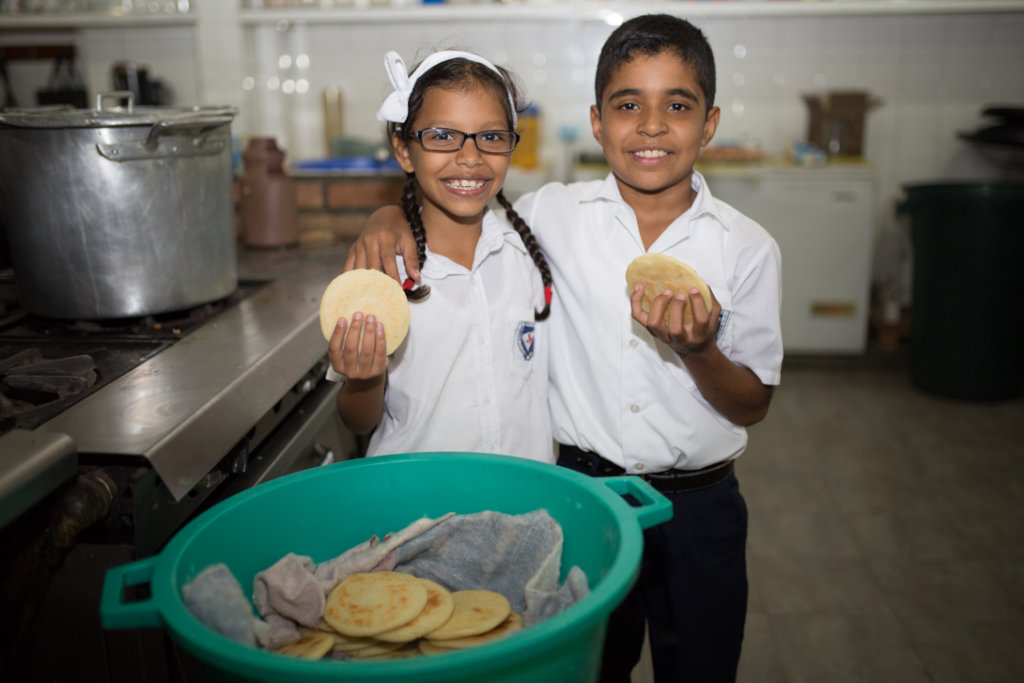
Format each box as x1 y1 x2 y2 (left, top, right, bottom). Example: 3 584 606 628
899 182 1024 400
239 137 298 248
511 104 540 170
100 452 672 683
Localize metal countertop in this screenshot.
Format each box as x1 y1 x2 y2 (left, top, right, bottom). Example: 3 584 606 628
236 242 350 283
0 241 355 520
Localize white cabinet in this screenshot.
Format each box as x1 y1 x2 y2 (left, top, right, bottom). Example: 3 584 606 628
701 163 876 355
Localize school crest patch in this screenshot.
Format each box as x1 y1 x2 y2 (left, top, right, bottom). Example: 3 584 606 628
716 310 732 341
515 321 536 361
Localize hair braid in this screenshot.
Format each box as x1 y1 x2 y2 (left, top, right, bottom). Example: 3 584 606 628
400 175 430 301
495 190 552 321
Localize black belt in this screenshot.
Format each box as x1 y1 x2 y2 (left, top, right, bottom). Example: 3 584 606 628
557 444 734 494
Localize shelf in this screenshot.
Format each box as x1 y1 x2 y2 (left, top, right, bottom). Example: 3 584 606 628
237 0 1024 26
2 0 1020 32
0 11 195 30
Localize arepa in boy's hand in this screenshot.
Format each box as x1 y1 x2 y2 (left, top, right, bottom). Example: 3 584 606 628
319 269 410 354
626 253 712 323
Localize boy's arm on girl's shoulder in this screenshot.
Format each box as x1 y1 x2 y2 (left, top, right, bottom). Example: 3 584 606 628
343 184 552 282
343 205 419 283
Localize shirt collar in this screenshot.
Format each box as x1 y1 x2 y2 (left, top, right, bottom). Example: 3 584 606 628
689 170 731 231
419 209 525 279
584 169 732 232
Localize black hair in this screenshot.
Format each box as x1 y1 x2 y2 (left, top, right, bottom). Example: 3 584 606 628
594 14 717 113
389 56 552 320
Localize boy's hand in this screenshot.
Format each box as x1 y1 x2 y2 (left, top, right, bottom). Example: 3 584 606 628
630 284 721 357
327 312 388 380
343 205 420 283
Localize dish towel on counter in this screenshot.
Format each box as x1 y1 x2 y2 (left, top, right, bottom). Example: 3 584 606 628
183 509 590 649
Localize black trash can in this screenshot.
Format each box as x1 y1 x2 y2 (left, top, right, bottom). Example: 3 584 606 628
899 182 1024 400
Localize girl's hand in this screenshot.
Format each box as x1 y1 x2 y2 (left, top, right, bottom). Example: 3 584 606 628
630 284 722 358
327 312 389 380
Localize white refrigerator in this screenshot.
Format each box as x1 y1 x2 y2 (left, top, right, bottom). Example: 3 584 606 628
701 163 876 355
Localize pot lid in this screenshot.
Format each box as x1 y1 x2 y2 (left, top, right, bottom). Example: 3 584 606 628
0 94 236 129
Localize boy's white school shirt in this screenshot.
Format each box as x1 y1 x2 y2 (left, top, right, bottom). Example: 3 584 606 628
515 170 783 473
327 210 554 463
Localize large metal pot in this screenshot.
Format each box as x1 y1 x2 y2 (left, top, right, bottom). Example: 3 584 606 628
0 94 238 319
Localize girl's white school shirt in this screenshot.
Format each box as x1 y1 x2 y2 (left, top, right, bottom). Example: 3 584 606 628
328 209 553 463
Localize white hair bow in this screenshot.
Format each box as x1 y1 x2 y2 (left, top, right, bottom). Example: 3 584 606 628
375 50 518 128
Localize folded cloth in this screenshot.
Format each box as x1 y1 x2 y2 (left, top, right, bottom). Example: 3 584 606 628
182 563 269 648
525 565 590 627
392 509 590 626
313 513 454 590
251 553 323 628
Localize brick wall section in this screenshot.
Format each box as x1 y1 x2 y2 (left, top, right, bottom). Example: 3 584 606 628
326 178 404 210
237 173 405 243
295 179 325 210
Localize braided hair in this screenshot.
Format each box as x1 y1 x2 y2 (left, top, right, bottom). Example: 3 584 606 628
399 174 430 301
387 56 553 321
495 190 551 320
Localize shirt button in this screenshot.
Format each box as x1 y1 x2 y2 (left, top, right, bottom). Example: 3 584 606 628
477 337 486 346
482 396 491 406
635 462 645 471
629 339 639 349
629 404 639 413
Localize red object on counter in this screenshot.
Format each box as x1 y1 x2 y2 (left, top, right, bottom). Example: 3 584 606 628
240 137 298 248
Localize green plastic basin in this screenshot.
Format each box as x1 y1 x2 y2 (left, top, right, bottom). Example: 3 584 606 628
101 452 672 683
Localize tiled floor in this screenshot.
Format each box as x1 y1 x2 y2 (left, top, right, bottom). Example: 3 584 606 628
633 353 1024 683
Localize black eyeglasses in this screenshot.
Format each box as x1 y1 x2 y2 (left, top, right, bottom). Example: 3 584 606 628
407 127 520 155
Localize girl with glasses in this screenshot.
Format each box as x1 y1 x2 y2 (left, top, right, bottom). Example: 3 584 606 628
326 49 555 463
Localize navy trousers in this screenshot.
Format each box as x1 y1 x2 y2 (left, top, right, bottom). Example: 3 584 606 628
559 453 749 683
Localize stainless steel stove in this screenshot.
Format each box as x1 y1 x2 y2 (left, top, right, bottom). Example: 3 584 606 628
0 261 359 681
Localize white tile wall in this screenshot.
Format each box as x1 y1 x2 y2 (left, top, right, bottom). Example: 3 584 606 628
2 9 1023 292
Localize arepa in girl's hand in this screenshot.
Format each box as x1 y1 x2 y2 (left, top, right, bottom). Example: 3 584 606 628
319 269 410 354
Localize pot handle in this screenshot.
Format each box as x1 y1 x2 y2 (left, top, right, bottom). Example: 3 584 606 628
96 114 234 161
97 90 135 112
598 476 673 530
143 114 236 150
100 556 163 630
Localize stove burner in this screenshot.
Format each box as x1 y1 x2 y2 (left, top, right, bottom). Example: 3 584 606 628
0 349 99 429
0 283 263 435
19 299 233 341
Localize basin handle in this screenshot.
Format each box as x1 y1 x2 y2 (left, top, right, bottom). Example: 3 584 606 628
100 556 162 630
600 476 673 529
